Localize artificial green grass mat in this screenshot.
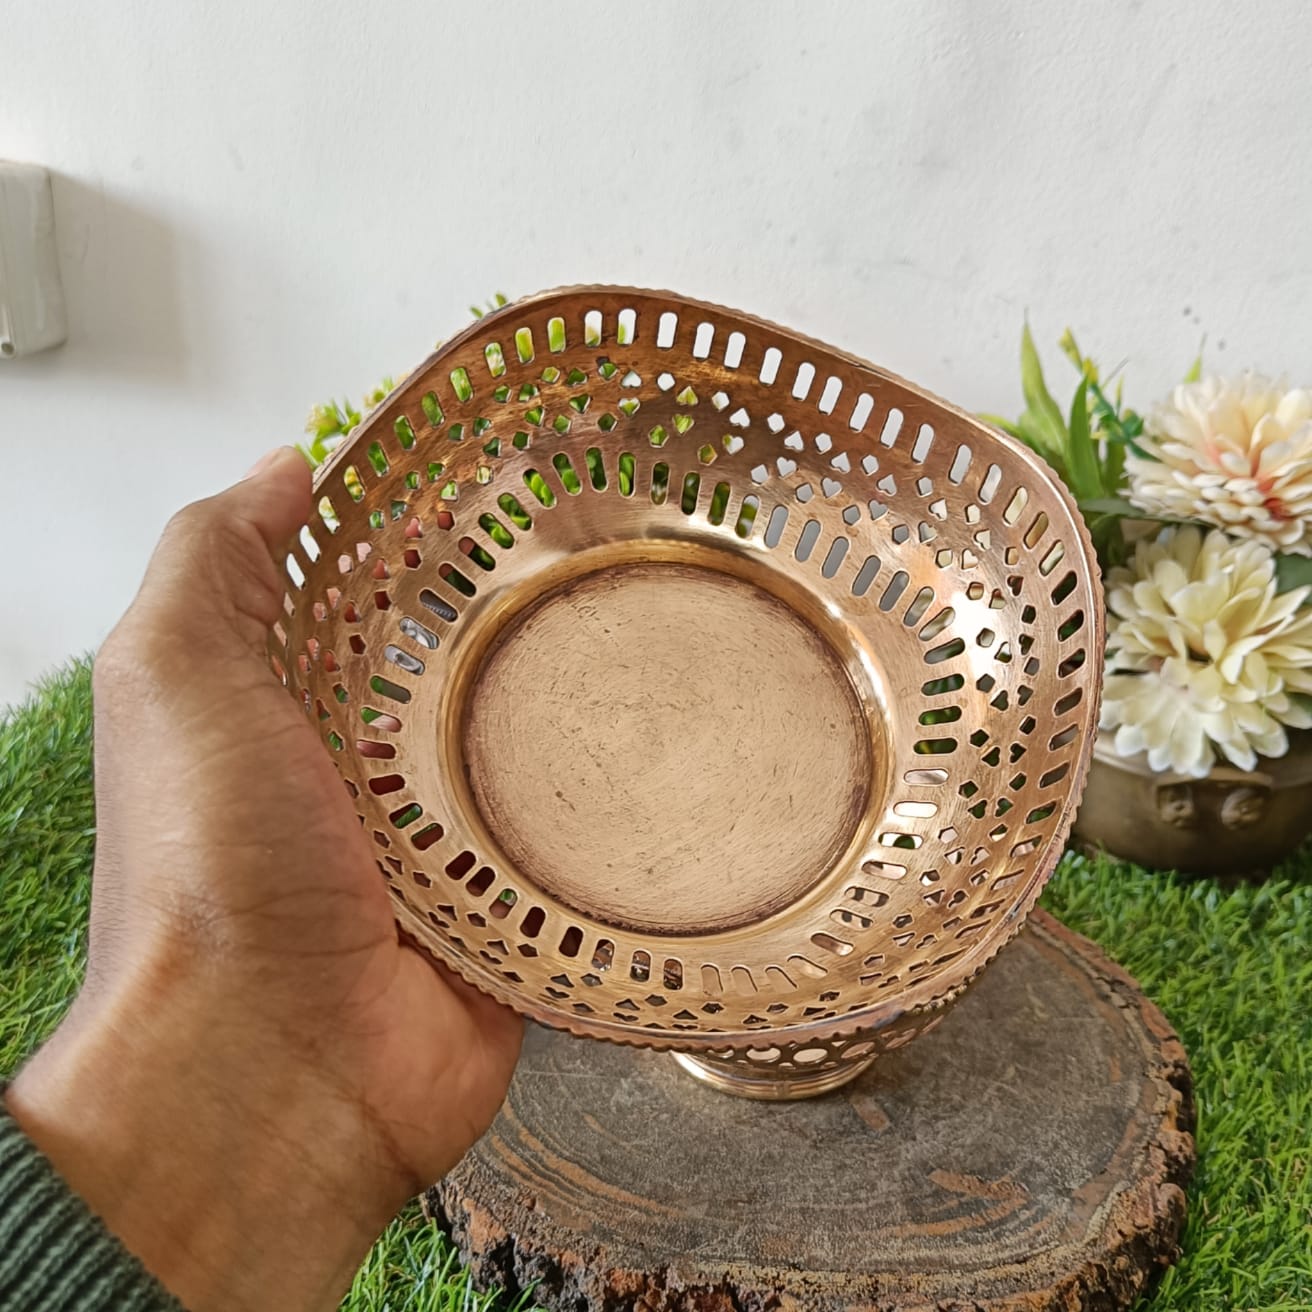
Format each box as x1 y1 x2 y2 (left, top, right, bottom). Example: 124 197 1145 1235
2 658 1310 1311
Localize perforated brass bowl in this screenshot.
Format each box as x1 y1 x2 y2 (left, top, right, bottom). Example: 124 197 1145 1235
269 287 1103 1098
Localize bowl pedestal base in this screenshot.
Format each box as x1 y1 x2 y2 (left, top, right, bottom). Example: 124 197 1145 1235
671 1049 880 1100
425 911 1195 1312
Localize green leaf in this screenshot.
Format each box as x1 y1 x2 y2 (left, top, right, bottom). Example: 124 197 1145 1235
1016 412 1069 481
1058 327 1083 374
1058 325 1103 387
1086 377 1119 421
1089 514 1127 567
1275 553 1312 595
1097 425 1142 446
1019 323 1071 470
470 292 510 321
1066 377 1103 501
1078 496 1141 517
1088 383 1149 457
1079 499 1201 535
1183 338 1205 383
1104 431 1126 495
978 413 1027 441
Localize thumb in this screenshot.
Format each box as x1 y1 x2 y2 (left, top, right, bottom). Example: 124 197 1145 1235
123 447 314 662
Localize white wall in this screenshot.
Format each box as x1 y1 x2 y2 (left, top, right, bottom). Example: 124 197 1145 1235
3 0 1310 706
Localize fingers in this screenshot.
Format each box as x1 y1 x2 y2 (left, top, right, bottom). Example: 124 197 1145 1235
234 446 315 553
412 949 525 1054
112 448 314 664
430 956 520 1021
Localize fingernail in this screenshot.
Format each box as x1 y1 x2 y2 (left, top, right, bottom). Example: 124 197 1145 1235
242 446 294 480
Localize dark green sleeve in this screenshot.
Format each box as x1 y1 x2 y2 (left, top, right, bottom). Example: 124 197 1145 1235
0 1099 185 1310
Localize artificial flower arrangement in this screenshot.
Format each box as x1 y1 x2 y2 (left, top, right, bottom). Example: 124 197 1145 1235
988 329 1312 780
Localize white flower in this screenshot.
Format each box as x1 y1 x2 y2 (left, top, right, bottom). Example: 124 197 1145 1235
1126 373 1312 554
1100 525 1312 776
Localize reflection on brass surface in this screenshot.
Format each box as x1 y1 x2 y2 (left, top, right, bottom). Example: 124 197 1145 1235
269 287 1103 1096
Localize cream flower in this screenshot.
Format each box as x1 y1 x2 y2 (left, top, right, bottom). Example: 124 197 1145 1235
1127 373 1312 554
1100 525 1312 775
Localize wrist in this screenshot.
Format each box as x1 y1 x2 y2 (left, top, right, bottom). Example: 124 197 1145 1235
6 975 404 1312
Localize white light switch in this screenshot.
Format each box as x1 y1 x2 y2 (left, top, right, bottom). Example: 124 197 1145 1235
0 162 68 359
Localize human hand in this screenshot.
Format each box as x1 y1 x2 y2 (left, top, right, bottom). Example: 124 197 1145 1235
5 449 522 1311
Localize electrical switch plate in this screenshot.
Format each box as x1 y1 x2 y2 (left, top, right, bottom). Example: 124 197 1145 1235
0 162 68 359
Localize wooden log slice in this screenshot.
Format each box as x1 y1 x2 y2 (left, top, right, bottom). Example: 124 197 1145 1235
426 911 1194 1311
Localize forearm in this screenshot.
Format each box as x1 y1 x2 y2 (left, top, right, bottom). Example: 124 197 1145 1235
5 981 404 1312
0 1092 183 1311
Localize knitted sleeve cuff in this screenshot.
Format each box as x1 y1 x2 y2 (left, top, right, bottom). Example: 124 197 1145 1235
0 1096 185 1311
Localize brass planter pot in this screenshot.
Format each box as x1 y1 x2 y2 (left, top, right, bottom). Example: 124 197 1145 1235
1073 734 1312 877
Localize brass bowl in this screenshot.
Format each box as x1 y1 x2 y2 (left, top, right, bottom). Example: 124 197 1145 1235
1074 734 1312 877
269 287 1103 1098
